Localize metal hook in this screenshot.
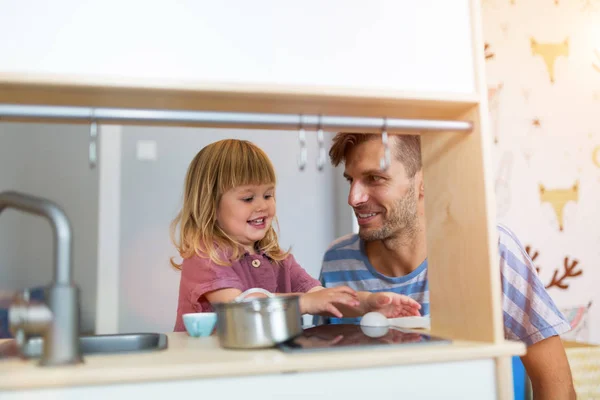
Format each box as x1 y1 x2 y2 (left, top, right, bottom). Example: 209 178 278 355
89 110 98 169
297 115 307 171
316 115 326 171
379 118 391 171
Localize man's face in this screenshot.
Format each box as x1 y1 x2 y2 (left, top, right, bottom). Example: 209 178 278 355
343 137 420 241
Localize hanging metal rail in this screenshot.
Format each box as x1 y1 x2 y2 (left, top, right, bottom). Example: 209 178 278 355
0 104 473 133
0 103 473 171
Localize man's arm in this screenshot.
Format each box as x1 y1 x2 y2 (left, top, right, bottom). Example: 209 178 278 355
306 288 421 318
495 225 576 399
521 335 576 399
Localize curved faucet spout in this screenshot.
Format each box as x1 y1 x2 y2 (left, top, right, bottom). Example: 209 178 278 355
0 190 82 366
0 191 73 285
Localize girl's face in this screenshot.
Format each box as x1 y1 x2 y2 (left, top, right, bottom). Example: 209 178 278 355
216 183 276 252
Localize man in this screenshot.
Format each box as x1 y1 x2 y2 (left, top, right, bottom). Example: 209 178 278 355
319 132 575 399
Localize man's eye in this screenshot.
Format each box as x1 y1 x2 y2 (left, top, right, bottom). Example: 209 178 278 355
369 175 383 182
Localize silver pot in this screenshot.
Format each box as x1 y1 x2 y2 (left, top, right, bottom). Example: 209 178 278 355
213 288 303 349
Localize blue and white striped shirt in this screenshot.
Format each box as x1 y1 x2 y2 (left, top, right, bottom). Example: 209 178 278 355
318 224 571 346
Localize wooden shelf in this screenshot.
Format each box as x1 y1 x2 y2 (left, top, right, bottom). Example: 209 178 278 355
0 73 479 125
0 333 525 391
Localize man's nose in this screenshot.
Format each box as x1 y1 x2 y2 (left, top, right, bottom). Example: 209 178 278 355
348 183 368 207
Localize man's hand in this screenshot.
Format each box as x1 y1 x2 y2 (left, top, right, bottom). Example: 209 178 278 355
300 286 360 318
365 292 421 318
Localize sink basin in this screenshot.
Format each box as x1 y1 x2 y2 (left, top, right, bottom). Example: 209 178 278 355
0 333 168 359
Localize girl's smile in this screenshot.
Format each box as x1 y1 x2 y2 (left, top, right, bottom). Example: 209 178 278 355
248 216 267 229
217 183 276 253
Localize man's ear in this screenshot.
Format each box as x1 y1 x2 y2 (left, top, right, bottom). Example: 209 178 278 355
415 169 425 196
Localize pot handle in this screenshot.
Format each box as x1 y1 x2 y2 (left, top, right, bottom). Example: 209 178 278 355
234 288 275 303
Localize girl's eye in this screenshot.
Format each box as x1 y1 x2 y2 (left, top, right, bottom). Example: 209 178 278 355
242 197 253 203
264 194 274 199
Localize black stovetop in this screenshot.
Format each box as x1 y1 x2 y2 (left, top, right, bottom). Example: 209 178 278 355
277 323 451 353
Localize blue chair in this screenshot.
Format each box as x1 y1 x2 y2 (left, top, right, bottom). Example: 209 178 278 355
0 286 46 339
512 355 527 400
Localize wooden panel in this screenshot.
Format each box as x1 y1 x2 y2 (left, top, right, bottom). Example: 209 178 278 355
421 104 502 344
422 0 500 343
419 0 503 344
495 357 516 400
0 79 479 126
0 331 526 391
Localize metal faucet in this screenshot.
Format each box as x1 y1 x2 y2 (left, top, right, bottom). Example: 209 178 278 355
0 191 82 366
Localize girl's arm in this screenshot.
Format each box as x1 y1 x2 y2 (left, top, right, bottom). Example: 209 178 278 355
204 287 420 319
204 288 244 304
204 288 302 303
204 287 361 318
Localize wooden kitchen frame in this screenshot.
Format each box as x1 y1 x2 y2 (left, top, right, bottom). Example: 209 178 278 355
0 0 522 398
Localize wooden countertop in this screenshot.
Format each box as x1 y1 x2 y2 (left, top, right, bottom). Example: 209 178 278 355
0 332 525 391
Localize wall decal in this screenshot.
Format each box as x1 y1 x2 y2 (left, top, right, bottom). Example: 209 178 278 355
581 0 600 12
531 37 569 83
560 302 592 342
522 87 532 102
539 181 579 231
593 49 600 72
525 245 584 290
593 145 600 168
488 83 503 144
495 152 513 217
532 118 542 127
547 256 583 289
485 43 495 60
523 149 533 164
526 245 540 272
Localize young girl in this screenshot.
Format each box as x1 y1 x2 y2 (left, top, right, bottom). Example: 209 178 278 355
171 139 420 332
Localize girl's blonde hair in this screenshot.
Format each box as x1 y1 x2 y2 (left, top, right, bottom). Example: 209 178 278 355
170 139 289 268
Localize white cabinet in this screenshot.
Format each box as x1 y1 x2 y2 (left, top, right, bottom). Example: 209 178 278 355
0 0 475 96
1 358 499 400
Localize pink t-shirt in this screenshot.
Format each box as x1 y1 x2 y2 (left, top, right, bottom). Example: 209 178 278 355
173 251 321 332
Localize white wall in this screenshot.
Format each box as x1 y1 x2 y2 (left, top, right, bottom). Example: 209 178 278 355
483 0 600 343
0 122 348 335
0 122 99 333
115 126 342 333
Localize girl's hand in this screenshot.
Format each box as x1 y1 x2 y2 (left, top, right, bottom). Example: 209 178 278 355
366 292 421 318
300 286 360 318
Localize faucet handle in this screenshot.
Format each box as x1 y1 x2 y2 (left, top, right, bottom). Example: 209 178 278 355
14 328 26 348
9 290 52 339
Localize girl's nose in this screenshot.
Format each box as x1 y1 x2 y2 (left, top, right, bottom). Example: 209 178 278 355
255 197 267 211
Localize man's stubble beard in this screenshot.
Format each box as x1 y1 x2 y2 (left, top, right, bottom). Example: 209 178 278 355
358 183 418 243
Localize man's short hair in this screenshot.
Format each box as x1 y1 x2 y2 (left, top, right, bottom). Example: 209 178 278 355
329 133 422 177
